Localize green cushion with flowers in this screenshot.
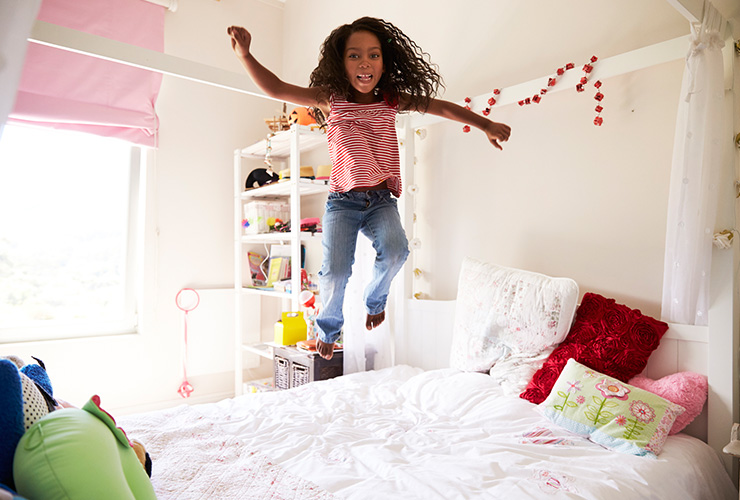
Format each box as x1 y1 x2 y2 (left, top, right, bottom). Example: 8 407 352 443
539 358 685 458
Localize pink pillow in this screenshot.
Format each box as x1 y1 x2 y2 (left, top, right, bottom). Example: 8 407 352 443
520 293 668 404
628 372 707 434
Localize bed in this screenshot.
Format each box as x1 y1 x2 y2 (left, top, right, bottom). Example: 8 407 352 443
118 366 733 500
117 258 738 500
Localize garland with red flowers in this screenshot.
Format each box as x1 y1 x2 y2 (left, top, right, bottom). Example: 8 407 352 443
462 56 604 132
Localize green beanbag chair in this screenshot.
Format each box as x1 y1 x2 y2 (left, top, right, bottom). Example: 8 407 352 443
13 396 156 500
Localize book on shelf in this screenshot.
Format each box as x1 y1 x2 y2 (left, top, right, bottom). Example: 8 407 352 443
265 244 292 287
248 251 267 286
266 257 284 287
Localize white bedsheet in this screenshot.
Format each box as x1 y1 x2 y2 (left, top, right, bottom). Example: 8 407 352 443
120 366 737 500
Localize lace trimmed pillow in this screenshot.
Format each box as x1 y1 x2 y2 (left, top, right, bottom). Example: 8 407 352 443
449 258 579 395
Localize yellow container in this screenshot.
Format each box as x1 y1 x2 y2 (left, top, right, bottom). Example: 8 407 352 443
274 311 307 346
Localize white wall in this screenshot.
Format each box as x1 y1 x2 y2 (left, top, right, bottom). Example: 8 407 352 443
412 59 684 316
279 0 691 319
2 0 286 414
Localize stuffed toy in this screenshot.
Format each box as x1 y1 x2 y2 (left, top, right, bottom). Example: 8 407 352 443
131 440 153 477
0 356 56 492
288 106 317 126
13 395 156 500
1 357 153 498
0 484 25 500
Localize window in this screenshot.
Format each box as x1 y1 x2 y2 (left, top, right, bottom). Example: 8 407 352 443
0 124 143 342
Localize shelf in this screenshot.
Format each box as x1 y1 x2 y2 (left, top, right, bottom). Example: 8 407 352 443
240 286 292 299
240 178 330 200
235 123 328 397
241 342 278 360
240 125 327 159
240 231 323 244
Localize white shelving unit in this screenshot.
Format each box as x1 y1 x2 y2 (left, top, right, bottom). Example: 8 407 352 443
234 124 329 395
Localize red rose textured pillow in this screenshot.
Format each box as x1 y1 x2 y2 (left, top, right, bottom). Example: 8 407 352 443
628 372 708 435
520 293 668 404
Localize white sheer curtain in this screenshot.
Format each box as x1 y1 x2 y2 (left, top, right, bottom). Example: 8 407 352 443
0 0 42 139
343 235 394 374
661 3 726 326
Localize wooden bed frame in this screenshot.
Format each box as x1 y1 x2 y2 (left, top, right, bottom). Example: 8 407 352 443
25 0 737 479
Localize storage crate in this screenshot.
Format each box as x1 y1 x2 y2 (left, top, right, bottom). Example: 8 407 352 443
273 345 343 389
242 200 290 234
274 355 290 390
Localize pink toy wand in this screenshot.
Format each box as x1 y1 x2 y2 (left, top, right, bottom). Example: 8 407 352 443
175 288 199 398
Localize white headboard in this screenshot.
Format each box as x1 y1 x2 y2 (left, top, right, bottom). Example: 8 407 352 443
400 298 726 469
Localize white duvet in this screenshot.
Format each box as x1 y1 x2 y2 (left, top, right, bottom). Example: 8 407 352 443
120 366 736 500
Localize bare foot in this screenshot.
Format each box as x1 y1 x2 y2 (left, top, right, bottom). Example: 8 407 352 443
316 338 334 360
366 310 385 330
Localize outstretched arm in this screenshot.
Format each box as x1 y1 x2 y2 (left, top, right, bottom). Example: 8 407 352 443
410 97 511 150
227 26 328 112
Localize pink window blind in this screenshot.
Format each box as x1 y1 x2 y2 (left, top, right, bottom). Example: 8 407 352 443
10 0 164 147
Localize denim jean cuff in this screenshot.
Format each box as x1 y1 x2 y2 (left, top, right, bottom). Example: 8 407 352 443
318 330 341 344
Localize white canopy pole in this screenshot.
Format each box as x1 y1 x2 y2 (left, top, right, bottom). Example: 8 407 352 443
142 0 177 13
28 20 277 102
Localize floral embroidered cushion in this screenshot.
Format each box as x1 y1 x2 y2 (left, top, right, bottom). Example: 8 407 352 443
520 292 668 404
449 258 579 395
540 358 685 457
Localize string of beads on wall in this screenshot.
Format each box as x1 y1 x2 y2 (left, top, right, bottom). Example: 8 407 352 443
462 55 605 131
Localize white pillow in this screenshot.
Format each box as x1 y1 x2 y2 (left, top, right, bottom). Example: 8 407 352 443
449 258 579 394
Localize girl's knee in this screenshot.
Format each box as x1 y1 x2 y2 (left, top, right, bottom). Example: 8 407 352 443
385 238 410 266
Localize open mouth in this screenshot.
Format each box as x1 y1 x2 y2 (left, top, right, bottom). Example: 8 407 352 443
357 74 373 82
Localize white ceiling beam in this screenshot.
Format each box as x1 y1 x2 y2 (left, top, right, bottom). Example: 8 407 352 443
409 35 691 129
142 0 177 12
28 20 279 102
665 0 703 23
665 0 733 39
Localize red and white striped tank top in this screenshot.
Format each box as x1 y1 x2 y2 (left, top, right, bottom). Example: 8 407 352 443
326 95 402 197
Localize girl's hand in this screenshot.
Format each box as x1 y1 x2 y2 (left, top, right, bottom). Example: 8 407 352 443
227 26 252 59
484 121 511 150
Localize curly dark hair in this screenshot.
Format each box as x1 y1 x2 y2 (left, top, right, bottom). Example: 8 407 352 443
309 17 443 124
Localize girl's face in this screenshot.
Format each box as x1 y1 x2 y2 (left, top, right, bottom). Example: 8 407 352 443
343 30 384 101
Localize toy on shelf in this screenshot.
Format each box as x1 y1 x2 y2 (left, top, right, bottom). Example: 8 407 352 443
265 103 290 133
245 132 281 190
288 107 317 127
300 289 320 340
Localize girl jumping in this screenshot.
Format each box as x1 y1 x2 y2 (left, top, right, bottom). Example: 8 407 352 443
228 17 511 360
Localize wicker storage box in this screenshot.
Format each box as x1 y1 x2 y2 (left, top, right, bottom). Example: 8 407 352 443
273 345 343 390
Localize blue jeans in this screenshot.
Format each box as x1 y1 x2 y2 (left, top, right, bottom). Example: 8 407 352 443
316 190 410 344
